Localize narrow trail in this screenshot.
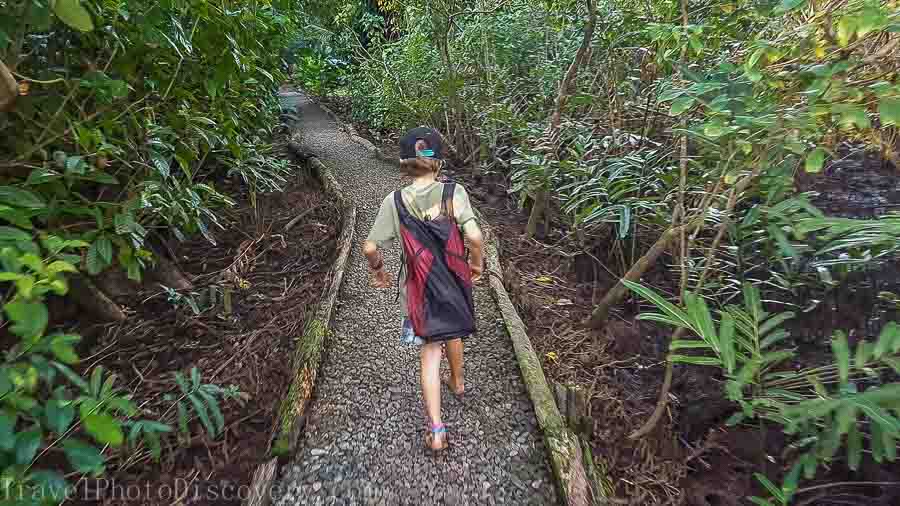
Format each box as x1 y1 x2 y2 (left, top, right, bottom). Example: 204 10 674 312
274 92 558 505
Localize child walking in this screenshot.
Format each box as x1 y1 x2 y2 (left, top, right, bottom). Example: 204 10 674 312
363 127 484 453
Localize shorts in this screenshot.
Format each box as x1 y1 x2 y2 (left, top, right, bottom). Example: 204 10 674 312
400 318 425 346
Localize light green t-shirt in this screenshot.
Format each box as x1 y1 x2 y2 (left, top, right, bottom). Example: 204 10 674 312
366 181 479 317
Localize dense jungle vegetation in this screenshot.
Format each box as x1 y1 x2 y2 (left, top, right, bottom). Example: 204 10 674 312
293 0 900 504
1 0 900 504
1 1 311 503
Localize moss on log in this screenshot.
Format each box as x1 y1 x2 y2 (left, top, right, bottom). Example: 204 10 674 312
480 216 614 505
272 144 356 456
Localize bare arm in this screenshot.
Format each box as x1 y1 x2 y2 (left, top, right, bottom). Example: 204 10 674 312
463 222 484 282
363 240 391 288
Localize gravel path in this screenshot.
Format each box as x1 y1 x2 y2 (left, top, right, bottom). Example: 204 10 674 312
274 92 557 506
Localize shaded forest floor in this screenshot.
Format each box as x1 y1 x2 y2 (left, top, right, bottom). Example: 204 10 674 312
318 94 900 506
64 140 342 505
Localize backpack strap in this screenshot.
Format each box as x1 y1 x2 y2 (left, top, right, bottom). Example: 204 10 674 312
393 190 411 223
441 182 457 220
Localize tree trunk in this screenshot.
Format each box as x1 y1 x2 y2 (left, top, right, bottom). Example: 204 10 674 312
69 276 127 322
525 191 547 239
548 0 597 136
527 0 596 241
147 251 192 290
584 224 684 329
0 59 16 112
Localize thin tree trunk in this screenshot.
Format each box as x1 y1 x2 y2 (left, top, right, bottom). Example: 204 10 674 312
69 276 127 322
629 180 750 439
526 0 597 239
526 192 547 238
584 223 686 329
0 59 16 112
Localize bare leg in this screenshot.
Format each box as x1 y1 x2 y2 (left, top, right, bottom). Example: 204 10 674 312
420 342 445 448
445 338 464 395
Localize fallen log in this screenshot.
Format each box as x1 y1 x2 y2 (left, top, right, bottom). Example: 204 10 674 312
482 215 613 506
273 143 356 455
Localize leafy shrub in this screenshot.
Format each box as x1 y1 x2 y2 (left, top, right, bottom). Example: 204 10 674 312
0 0 303 501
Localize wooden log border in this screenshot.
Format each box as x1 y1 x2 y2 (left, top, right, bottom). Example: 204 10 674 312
243 107 357 506
480 217 614 506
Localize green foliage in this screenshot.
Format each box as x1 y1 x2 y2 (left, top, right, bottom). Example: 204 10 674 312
625 280 900 503
168 368 236 441
1 0 303 500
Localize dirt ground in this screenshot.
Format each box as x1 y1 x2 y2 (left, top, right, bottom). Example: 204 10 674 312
60 147 341 505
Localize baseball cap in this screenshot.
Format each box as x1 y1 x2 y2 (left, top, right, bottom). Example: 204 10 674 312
399 127 443 161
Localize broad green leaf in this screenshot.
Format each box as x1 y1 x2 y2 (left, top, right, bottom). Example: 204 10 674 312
804 148 826 173
782 462 802 501
775 0 807 13
196 388 224 435
52 362 89 392
90 366 103 398
759 330 791 350
53 0 94 32
46 260 78 275
29 471 70 502
127 421 144 446
834 104 871 130
855 398 900 435
669 340 713 350
685 293 717 350
874 322 899 358
0 186 46 209
95 236 113 264
15 427 42 465
80 170 119 185
0 205 34 229
801 452 818 480
879 98 900 127
669 97 695 116
188 393 217 437
0 413 17 451
831 332 850 384
0 226 33 244
25 167 62 186
191 367 201 389
855 341 873 369
885 427 898 461
62 439 105 475
4 299 48 339
759 312 794 340
753 473 784 502
142 420 173 433
82 412 124 447
725 411 745 426
144 429 162 459
872 417 886 462
50 334 81 364
623 280 693 329
45 399 76 434
835 403 857 436
85 241 108 275
719 312 736 374
668 354 722 366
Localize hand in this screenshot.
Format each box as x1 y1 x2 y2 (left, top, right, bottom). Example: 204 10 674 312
469 260 483 283
371 268 392 289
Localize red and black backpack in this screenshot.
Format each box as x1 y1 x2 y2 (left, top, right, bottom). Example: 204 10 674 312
395 182 476 340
